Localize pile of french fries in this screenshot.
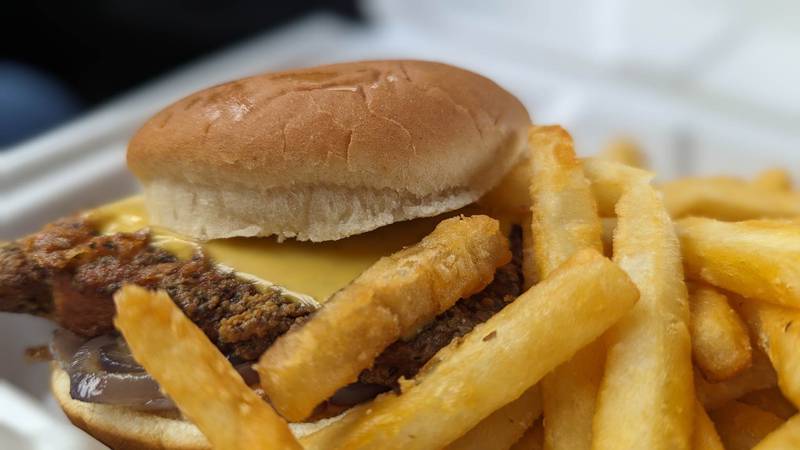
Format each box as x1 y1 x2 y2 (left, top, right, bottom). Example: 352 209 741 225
113 125 800 450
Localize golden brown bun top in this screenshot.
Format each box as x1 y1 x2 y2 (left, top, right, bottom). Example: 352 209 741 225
126 60 530 241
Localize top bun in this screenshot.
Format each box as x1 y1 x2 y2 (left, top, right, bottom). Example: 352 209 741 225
128 60 530 241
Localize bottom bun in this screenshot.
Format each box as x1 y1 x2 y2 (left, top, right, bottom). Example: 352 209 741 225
52 366 210 450
51 366 336 449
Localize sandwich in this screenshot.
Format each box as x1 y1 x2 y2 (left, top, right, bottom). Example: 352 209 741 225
0 59 530 449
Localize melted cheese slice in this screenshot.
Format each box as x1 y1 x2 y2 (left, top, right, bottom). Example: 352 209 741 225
85 196 501 302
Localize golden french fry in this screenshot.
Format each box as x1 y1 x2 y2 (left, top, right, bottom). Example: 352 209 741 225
688 282 752 381
445 385 542 450
113 285 301 450
301 249 639 450
593 180 693 450
736 298 800 408
740 388 798 420
677 218 800 309
521 213 538 289
529 125 603 277
697 349 778 410
709 401 784 450
662 177 800 220
753 414 800 449
541 343 604 450
510 419 544 450
527 124 604 450
595 137 647 168
601 218 616 257
693 400 724 450
257 215 510 421
753 168 793 192
582 158 654 217
478 155 533 219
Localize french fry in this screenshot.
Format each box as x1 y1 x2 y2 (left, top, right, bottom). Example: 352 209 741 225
445 385 542 450
688 282 752 381
593 180 694 450
709 401 784 450
529 125 603 277
510 419 544 450
693 401 724 450
582 158 654 216
540 344 604 450
528 125 604 450
677 218 800 309
736 298 800 408
740 388 798 420
662 177 800 220
521 213 538 289
697 348 778 410
753 168 793 192
112 285 301 450
257 215 510 421
753 414 800 449
479 155 533 219
301 249 639 450
601 218 616 257
595 137 647 168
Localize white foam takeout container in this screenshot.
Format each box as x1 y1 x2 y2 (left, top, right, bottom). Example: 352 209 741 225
2 4 798 447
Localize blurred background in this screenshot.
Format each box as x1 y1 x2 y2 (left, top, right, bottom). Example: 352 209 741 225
1 0 799 447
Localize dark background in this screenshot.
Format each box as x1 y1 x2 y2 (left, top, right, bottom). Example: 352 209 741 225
2 1 362 146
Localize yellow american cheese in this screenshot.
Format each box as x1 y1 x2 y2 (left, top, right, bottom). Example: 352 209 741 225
84 196 503 302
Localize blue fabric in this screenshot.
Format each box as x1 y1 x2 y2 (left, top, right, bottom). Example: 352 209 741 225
0 62 82 149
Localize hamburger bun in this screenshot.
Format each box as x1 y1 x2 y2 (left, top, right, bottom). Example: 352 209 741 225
52 366 209 450
51 366 337 449
128 60 530 242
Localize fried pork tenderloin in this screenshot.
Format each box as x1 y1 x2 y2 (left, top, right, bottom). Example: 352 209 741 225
0 217 522 390
1 217 314 361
